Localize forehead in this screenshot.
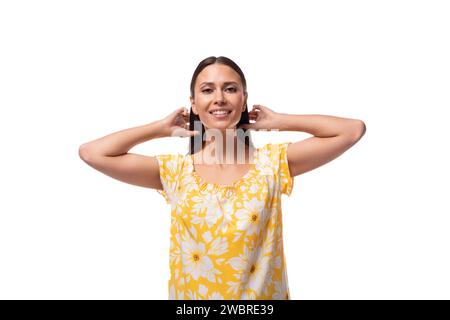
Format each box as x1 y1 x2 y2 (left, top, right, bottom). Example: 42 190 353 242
196 64 241 86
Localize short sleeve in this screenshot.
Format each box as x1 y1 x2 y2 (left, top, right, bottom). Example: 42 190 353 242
154 154 183 205
273 142 294 196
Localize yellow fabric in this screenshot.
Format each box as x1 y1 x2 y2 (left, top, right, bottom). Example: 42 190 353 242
155 142 293 300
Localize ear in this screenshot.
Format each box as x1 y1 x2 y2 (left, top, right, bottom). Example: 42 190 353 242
242 92 248 112
190 96 198 115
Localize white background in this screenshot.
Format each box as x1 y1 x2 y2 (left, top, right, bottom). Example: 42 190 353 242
1 0 449 299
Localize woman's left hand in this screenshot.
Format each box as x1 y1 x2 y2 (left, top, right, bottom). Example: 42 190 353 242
241 104 281 131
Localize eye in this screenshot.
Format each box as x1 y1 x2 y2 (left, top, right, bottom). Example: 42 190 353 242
201 87 236 94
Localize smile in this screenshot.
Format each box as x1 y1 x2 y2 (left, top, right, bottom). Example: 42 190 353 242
209 110 232 119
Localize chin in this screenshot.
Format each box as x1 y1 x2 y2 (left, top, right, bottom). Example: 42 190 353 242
201 119 237 129
208 122 240 130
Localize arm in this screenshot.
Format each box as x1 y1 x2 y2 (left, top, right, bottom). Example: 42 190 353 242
275 113 366 177
78 107 198 189
244 105 366 178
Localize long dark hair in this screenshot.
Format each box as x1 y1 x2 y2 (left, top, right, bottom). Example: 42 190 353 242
188 56 254 155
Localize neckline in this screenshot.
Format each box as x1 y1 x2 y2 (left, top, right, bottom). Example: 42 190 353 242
188 147 259 188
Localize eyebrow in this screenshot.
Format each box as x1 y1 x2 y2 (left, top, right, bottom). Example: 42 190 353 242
199 81 239 86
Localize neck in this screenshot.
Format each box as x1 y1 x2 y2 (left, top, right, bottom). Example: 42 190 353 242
194 128 254 166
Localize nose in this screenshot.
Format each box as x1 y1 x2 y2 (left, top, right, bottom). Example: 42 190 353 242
214 90 226 105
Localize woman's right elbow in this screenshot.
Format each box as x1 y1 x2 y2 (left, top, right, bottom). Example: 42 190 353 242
79 144 94 162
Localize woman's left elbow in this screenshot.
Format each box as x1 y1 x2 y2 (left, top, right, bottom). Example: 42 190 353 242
348 120 366 141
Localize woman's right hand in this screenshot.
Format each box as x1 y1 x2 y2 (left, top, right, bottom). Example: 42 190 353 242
161 107 200 138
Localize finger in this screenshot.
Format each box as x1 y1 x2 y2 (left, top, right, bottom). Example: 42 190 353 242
171 128 185 138
177 107 187 115
190 130 201 136
181 129 200 138
256 104 270 112
172 129 190 138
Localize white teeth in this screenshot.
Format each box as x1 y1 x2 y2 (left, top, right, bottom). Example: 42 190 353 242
211 110 230 115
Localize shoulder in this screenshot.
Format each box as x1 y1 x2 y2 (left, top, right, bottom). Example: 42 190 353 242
255 142 290 173
155 153 188 177
259 142 293 195
155 153 187 163
258 142 291 161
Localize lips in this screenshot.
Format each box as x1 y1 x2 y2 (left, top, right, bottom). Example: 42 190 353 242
209 109 232 120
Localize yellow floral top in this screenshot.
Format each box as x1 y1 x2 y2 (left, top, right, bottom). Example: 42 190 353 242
155 142 294 300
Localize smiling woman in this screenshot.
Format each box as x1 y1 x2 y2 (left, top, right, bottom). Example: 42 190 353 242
188 56 254 156
79 55 365 301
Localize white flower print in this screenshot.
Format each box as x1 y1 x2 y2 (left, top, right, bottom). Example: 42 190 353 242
209 292 224 300
190 193 223 228
272 269 289 300
273 255 282 269
227 245 251 296
256 149 273 175
229 245 251 274
186 289 199 300
228 244 272 298
199 284 208 297
241 290 256 300
243 246 271 296
169 283 176 300
262 223 276 257
235 198 268 235
157 155 182 202
202 231 213 243
181 238 214 281
207 237 228 256
190 191 213 213
169 236 181 266
216 200 234 234
181 174 197 195
248 183 259 194
204 266 222 283
205 202 224 227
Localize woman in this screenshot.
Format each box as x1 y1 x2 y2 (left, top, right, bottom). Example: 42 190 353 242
79 56 366 300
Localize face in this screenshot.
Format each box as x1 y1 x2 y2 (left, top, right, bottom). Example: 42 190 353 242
190 64 247 131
